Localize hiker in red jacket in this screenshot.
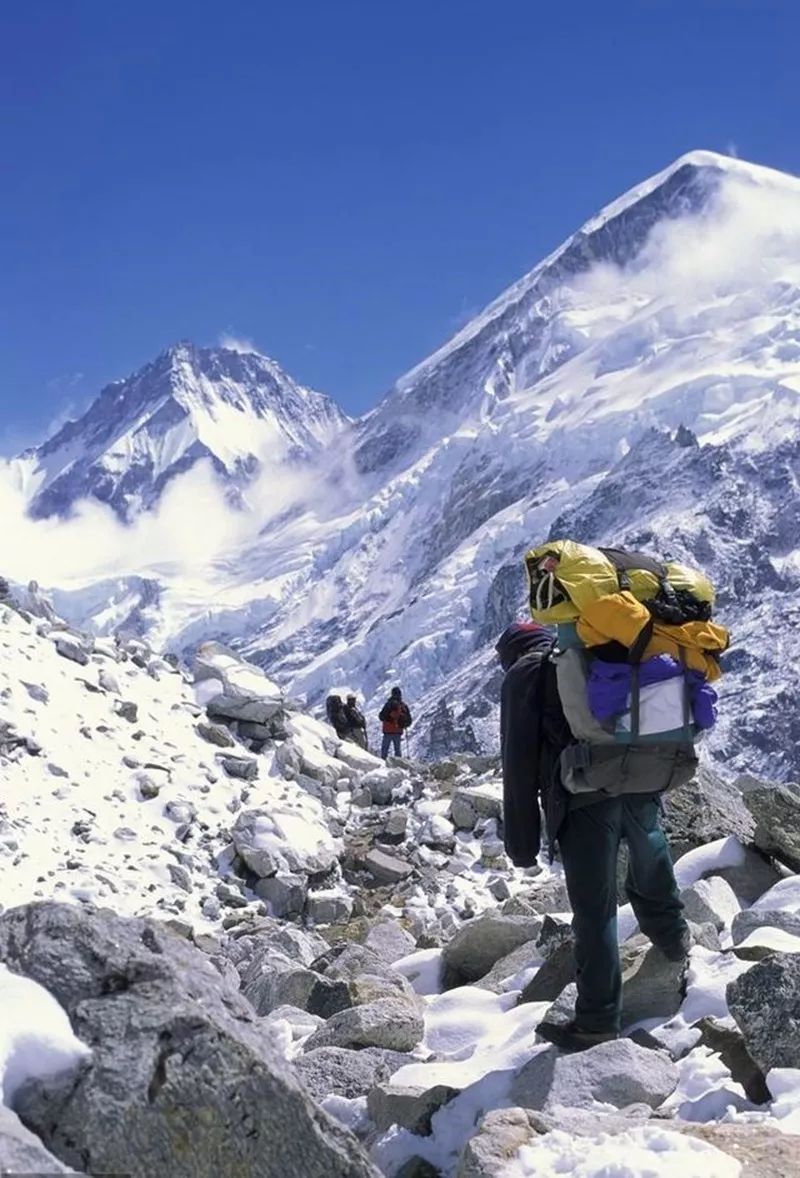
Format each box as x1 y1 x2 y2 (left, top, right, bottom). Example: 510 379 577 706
378 686 412 759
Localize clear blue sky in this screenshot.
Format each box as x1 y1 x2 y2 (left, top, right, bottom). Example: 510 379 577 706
1 0 797 448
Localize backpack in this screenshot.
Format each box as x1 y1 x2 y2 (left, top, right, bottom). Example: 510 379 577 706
525 540 715 626
524 542 724 798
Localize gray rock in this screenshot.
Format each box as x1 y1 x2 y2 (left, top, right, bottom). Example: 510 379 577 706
396 1158 442 1178
478 940 541 994
661 765 754 859
442 911 542 988
503 879 571 916
305 892 353 925
197 720 235 748
732 907 800 945
510 1038 678 1112
227 920 328 973
450 782 502 831
0 902 378 1178
232 810 337 878
361 848 413 885
114 699 138 723
255 873 307 919
0 1105 76 1174
364 919 416 965
361 767 404 806
294 1046 410 1101
136 774 160 800
221 754 259 781
744 782 800 872
238 953 321 1017
519 933 575 1004
714 846 782 904
693 1016 770 1105
680 876 740 931
367 1082 460 1134
308 943 419 1011
619 935 687 1028
456 1108 541 1178
55 636 90 665
727 953 800 1072
207 693 283 725
304 998 424 1052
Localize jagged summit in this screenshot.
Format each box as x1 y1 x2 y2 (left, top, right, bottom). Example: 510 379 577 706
20 341 350 520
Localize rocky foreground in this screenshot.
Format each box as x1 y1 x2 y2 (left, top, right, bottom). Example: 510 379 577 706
1 597 800 1176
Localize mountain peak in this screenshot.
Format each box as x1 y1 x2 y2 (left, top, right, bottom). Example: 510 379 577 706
22 342 349 520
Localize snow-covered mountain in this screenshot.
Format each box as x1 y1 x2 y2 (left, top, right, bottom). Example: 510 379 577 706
17 149 800 780
16 341 349 520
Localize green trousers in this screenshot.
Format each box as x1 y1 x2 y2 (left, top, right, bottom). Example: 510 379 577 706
558 793 687 1034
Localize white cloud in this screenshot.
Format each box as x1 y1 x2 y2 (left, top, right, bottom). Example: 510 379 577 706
218 333 258 355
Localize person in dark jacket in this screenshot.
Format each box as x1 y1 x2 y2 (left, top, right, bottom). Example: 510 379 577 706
378 686 411 759
325 694 349 740
343 694 368 750
497 620 690 1052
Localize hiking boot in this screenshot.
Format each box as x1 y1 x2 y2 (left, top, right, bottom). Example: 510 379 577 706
657 927 693 962
537 1019 619 1052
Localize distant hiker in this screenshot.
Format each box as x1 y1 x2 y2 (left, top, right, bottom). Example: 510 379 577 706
325 694 349 740
497 619 691 1052
343 694 368 749
23 580 57 622
378 686 412 759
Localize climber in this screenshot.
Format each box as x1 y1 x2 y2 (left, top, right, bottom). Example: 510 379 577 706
497 620 691 1052
325 694 350 740
378 686 412 759
343 694 368 750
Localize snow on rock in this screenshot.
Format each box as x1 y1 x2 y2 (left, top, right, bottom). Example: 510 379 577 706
508 1124 742 1178
0 964 90 1105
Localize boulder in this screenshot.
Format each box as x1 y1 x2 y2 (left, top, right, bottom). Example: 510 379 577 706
363 919 417 965
54 635 91 665
254 873 307 919
478 940 541 994
361 767 405 806
232 809 339 878
226 919 328 973
732 907 800 945
510 1038 678 1112
714 846 782 905
693 1016 770 1105
367 1082 460 1134
0 1105 76 1174
294 1046 410 1101
661 765 754 858
221 753 259 781
457 1105 660 1178
743 782 800 872
305 892 354 925
727 952 800 1072
442 911 542 989
304 997 424 1053
503 879 571 916
450 781 503 831
240 953 321 1016
0 902 379 1178
197 720 235 748
519 927 575 1004
360 848 413 886
208 694 283 725
308 943 419 1010
672 1122 800 1177
680 876 740 931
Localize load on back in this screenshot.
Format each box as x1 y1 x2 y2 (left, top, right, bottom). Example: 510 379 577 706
524 540 729 797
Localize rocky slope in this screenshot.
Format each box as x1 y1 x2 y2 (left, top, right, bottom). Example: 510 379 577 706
1 588 800 1175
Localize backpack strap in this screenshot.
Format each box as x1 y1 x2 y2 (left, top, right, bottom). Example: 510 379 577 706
678 646 693 742
626 617 654 743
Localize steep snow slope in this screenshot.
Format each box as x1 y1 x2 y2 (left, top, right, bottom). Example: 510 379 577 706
20 150 800 779
15 341 349 520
